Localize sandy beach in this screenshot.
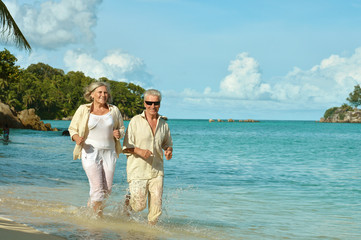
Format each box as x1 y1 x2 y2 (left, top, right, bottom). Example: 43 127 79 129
0 216 65 240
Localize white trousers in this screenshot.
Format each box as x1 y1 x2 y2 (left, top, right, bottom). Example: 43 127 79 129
81 144 117 203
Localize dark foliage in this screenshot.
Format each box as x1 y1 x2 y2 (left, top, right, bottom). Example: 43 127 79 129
0 49 145 119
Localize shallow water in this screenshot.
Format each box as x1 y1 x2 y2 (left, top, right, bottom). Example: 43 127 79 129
0 120 360 239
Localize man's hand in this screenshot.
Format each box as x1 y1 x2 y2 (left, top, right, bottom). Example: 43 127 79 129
135 148 153 160
164 147 173 160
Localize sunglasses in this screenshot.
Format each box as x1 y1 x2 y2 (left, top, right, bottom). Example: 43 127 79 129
145 101 160 106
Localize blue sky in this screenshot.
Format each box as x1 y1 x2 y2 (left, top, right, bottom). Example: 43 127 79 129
4 0 361 120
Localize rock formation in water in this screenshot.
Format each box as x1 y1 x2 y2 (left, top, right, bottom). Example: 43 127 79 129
0 102 57 131
320 107 361 123
0 102 23 128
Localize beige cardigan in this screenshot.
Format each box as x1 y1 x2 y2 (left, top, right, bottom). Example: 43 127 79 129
68 103 125 160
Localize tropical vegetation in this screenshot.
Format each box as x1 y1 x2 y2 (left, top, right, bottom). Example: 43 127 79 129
323 85 360 119
0 49 145 120
346 84 361 108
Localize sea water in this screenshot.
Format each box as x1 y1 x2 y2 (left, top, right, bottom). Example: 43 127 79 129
0 120 360 239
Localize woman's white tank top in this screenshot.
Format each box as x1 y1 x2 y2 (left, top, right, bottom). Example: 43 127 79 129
85 112 114 149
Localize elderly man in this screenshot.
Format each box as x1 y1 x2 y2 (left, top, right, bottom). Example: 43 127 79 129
123 89 173 225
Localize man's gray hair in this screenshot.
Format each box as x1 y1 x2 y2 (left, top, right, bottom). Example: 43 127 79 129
84 81 112 103
144 89 162 101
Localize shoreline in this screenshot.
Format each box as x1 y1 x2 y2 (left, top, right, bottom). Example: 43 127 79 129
0 216 65 240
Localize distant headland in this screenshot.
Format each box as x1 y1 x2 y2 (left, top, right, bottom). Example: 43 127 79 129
320 105 361 123
320 84 361 123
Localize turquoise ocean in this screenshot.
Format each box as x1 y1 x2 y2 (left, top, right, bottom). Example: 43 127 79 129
0 119 360 239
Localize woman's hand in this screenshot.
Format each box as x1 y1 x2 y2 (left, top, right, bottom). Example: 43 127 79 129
113 129 120 139
72 134 85 145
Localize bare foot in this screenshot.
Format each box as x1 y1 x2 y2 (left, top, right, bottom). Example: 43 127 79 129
96 209 103 218
148 220 157 226
93 201 103 218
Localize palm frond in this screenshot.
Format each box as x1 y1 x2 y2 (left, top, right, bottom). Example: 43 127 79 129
0 1 31 51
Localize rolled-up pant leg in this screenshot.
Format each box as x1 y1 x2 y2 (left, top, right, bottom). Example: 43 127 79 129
129 179 148 212
148 176 163 223
128 176 164 222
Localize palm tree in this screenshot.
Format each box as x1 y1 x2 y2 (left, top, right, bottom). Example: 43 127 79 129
0 1 31 51
0 77 8 89
22 89 35 108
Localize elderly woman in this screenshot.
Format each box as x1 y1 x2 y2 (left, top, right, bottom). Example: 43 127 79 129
68 81 125 217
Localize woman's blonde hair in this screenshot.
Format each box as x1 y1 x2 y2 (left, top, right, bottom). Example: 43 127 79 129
84 81 112 103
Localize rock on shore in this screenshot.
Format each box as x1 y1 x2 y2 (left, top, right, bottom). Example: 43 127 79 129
0 102 57 131
0 102 23 128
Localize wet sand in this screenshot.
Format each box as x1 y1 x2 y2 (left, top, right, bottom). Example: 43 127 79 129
0 216 65 240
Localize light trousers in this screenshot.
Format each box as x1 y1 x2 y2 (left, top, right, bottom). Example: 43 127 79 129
81 144 117 203
128 176 164 223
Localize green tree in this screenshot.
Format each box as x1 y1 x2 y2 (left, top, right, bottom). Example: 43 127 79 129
0 0 31 50
4 90 19 107
0 49 21 104
26 62 64 79
346 84 361 108
1 49 146 120
340 103 353 111
22 89 35 108
323 107 338 119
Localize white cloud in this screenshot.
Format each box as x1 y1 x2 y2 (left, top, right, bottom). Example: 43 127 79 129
5 0 102 49
203 87 211 94
64 49 153 86
171 48 361 112
16 51 49 68
220 53 259 97
272 48 361 104
219 53 271 100
234 48 361 105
